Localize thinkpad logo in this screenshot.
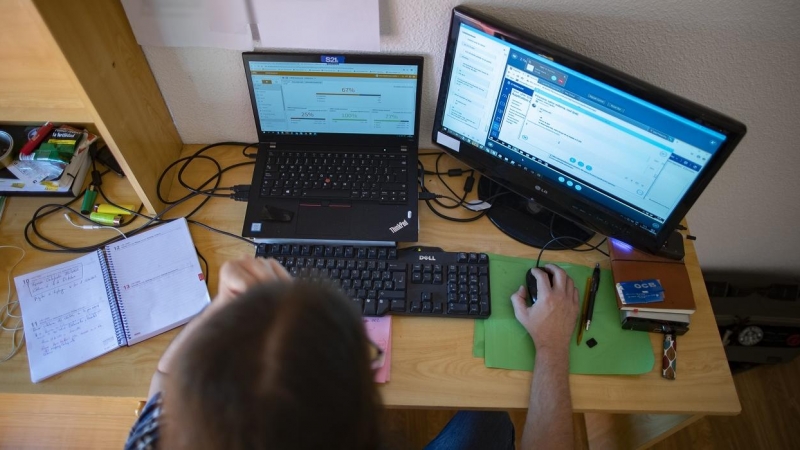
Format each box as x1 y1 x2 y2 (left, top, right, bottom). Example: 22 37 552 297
389 219 408 233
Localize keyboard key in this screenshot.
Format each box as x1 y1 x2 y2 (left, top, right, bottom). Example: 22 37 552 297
379 291 405 300
364 298 377 316
390 299 406 312
376 299 390 316
448 303 469 314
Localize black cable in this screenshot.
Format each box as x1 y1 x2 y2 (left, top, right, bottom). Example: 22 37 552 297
25 142 258 254
156 142 255 221
546 212 610 257
534 235 609 269
186 219 254 246
417 159 488 223
242 143 258 158
432 152 472 209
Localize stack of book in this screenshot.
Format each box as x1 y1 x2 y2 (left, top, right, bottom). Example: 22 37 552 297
608 239 695 335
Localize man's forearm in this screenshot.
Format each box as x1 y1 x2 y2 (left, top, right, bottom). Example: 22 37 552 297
521 348 574 450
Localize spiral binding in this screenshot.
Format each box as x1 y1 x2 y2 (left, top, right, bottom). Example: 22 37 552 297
98 249 129 346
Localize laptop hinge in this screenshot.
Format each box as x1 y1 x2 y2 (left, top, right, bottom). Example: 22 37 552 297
400 145 408 152
268 142 277 149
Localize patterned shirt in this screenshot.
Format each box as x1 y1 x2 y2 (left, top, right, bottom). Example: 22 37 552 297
125 392 162 450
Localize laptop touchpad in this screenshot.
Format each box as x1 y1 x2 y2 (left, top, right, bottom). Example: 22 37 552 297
296 206 351 237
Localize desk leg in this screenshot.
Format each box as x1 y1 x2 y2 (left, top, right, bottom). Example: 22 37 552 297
583 413 704 450
574 413 591 450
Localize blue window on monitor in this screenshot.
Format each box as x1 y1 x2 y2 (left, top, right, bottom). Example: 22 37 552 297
440 23 727 236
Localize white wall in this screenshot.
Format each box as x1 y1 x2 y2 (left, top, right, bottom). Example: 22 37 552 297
141 0 800 278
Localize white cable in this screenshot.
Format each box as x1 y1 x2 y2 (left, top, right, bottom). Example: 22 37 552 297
64 213 127 239
0 245 26 363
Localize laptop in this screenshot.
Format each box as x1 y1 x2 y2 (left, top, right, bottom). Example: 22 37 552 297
241 53 424 244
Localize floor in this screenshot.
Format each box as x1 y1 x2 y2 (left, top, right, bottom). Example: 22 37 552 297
380 357 800 449
1 356 798 449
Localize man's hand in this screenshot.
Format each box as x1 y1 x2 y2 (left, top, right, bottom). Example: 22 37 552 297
510 264 579 353
513 263 579 450
215 257 292 305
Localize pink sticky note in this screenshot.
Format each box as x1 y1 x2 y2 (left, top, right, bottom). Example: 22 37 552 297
363 316 392 383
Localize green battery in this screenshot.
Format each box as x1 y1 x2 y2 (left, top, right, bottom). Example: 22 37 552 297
89 212 122 226
81 186 97 214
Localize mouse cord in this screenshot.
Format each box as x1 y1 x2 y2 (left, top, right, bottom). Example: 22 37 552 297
534 234 610 269
546 213 610 257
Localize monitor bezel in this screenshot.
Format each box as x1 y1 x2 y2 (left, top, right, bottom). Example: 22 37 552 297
243 52 424 147
431 6 746 254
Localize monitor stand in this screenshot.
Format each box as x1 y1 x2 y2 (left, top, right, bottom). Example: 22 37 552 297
477 176 594 250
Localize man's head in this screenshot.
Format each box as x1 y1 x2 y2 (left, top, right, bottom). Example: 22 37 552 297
162 280 380 449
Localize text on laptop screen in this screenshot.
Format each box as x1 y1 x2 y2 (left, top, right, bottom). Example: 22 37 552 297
249 61 419 137
441 23 727 233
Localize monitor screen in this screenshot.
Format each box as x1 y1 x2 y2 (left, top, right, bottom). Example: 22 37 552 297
246 59 420 138
432 7 746 253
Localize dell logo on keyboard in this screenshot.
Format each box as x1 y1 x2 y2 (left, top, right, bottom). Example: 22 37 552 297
419 255 436 261
389 219 408 233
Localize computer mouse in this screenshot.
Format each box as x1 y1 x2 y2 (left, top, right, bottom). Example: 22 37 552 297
526 267 554 305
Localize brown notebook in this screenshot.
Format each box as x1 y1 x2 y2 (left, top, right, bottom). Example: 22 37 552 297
608 238 696 315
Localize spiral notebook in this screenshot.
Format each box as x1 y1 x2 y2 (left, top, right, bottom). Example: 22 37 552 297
14 218 210 383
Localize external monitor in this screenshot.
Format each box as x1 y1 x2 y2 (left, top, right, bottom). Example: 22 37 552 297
432 6 746 255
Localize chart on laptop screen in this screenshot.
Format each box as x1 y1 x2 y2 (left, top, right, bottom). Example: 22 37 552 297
249 61 418 136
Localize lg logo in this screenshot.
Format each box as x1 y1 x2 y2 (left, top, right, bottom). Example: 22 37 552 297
535 185 549 194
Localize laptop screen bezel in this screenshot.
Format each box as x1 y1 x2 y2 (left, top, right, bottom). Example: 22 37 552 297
243 52 424 147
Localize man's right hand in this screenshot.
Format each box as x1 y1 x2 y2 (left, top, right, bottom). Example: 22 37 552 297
510 264 579 354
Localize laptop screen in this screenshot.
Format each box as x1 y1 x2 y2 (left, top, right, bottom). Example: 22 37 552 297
247 60 420 138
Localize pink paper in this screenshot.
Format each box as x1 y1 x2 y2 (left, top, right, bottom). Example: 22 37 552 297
363 316 392 383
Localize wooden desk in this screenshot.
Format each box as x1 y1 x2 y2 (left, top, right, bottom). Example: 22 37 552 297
0 145 739 449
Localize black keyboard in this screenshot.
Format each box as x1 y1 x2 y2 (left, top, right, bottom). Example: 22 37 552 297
260 151 410 204
256 244 491 318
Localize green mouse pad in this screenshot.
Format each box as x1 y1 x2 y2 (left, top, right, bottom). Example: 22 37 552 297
474 254 655 375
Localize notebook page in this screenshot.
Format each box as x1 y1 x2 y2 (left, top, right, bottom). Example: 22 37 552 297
105 218 210 345
14 252 121 383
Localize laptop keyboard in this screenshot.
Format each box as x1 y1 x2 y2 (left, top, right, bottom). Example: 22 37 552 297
260 151 410 204
256 244 491 318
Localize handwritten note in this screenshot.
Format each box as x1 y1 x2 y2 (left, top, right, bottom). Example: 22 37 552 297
13 218 209 383
24 263 84 301
14 252 121 383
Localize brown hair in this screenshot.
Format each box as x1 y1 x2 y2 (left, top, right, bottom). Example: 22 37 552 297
163 281 381 449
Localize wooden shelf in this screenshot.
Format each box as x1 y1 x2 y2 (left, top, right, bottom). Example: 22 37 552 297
0 0 182 213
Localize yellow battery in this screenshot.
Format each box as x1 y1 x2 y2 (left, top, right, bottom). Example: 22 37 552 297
89 212 122 226
93 204 135 215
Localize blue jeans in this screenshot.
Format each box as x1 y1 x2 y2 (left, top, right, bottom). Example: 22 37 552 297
424 411 515 450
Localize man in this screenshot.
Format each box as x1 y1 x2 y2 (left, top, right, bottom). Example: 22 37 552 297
126 258 577 449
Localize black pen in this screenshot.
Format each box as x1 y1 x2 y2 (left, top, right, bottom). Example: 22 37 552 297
585 263 601 331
